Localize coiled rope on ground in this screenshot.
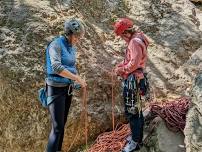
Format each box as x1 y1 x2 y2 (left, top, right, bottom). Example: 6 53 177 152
150 97 191 132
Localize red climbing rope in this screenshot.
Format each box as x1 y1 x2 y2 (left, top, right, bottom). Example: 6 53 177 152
66 87 88 152
88 70 131 152
111 70 115 152
83 87 88 148
88 123 131 152
150 97 191 132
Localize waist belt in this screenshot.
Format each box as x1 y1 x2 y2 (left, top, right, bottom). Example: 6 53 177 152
48 74 62 78
135 68 143 73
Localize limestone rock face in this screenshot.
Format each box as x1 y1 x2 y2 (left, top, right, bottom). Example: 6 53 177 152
0 0 202 151
145 118 185 152
184 73 202 152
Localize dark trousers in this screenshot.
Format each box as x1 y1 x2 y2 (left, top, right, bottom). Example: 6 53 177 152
123 82 144 143
125 109 144 143
46 85 72 152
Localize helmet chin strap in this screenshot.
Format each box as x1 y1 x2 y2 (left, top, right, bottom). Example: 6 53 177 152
64 34 73 45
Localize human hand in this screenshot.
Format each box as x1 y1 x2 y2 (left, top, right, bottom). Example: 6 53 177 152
75 76 87 88
114 67 124 76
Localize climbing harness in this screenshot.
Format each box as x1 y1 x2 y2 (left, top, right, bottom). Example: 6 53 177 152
123 73 149 115
123 74 139 115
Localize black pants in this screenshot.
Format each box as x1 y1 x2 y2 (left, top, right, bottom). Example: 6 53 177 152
46 85 72 152
125 109 144 143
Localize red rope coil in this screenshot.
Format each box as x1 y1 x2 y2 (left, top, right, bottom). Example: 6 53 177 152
150 97 191 132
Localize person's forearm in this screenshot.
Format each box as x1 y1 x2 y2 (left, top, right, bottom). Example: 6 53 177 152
58 69 79 81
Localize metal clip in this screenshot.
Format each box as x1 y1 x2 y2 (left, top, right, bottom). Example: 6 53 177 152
131 93 134 107
125 92 130 105
68 84 73 96
128 106 138 115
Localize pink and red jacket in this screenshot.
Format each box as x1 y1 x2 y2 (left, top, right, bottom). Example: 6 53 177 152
115 32 149 80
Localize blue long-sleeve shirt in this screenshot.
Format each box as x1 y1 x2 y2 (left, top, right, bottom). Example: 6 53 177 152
45 36 77 87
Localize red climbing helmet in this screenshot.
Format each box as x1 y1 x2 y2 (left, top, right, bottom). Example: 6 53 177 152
113 18 134 36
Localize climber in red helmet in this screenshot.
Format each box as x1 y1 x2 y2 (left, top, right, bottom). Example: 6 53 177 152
113 18 150 152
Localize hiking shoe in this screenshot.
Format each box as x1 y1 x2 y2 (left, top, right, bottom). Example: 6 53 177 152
126 135 143 147
122 140 140 152
126 135 132 142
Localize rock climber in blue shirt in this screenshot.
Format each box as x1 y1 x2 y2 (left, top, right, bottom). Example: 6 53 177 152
45 18 87 152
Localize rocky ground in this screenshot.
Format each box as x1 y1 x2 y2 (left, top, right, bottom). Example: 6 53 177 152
0 0 202 152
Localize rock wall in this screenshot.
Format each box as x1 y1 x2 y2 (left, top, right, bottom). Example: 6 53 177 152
0 0 202 151
184 73 202 152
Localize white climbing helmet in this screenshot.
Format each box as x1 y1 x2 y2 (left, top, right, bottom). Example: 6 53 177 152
64 18 85 37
